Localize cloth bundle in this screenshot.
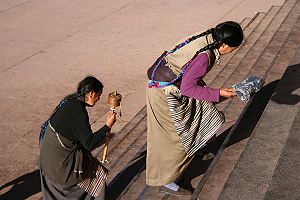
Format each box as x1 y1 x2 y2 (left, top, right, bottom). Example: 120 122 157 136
233 75 265 102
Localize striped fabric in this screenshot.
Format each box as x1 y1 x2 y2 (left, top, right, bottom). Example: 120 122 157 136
167 94 224 157
77 156 108 197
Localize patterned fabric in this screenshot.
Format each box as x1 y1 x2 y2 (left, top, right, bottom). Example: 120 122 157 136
77 156 108 197
167 94 225 157
233 75 265 102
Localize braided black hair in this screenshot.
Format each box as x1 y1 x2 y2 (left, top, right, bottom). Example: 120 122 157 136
39 76 103 142
170 21 244 62
192 21 243 58
213 21 244 47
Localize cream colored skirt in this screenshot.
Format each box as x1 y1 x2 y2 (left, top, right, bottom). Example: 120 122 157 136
146 87 193 186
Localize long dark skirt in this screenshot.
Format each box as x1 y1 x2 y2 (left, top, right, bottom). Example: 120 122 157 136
40 172 108 200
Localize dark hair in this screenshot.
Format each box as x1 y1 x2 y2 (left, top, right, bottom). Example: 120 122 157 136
77 75 104 96
212 21 244 48
56 76 103 111
194 21 243 55
39 76 103 142
171 21 243 58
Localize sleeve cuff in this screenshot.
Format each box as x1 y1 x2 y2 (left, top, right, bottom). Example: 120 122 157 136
101 125 111 134
215 89 221 102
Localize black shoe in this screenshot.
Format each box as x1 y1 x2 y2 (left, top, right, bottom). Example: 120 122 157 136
159 186 192 196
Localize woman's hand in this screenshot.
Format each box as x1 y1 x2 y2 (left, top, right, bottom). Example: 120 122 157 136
106 110 117 128
220 88 236 98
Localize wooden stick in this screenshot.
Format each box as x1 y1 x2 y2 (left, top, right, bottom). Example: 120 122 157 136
101 107 115 163
101 132 110 163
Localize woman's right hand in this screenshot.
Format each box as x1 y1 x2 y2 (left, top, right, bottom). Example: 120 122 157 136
106 110 117 128
220 88 236 98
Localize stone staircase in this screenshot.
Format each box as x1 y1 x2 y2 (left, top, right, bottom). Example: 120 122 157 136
94 0 300 199
218 47 300 200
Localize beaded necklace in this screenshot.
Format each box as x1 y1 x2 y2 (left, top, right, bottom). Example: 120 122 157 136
148 35 202 88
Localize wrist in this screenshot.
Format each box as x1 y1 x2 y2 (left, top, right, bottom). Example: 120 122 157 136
219 89 224 97
105 123 112 128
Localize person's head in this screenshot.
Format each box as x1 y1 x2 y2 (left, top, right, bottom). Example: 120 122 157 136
212 21 244 55
77 76 104 106
187 21 243 58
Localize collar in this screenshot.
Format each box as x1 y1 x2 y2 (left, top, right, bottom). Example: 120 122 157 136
206 34 221 65
213 48 221 65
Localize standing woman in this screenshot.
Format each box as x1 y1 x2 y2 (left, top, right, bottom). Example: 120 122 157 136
38 76 116 200
146 21 244 196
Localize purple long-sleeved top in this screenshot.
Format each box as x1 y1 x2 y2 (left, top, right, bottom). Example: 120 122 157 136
180 53 220 102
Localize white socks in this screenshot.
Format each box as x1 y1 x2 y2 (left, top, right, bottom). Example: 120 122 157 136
164 182 179 191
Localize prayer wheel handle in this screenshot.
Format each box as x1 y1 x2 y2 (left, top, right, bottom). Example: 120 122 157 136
101 91 122 163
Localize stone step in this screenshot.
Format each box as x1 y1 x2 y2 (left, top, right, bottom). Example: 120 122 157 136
216 0 298 127
262 49 300 200
218 44 300 200
197 0 300 199
217 0 300 143
191 2 299 197
208 5 282 135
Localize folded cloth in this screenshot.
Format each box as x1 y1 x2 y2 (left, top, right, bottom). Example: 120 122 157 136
233 75 265 102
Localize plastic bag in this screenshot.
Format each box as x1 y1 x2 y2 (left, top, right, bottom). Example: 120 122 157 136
232 75 265 102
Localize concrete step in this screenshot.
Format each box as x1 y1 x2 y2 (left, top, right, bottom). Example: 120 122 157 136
262 46 300 200
197 0 300 199
218 44 300 200
192 0 299 198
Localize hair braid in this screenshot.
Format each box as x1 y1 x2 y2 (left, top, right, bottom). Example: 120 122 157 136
189 28 214 42
194 39 222 57
168 28 214 53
